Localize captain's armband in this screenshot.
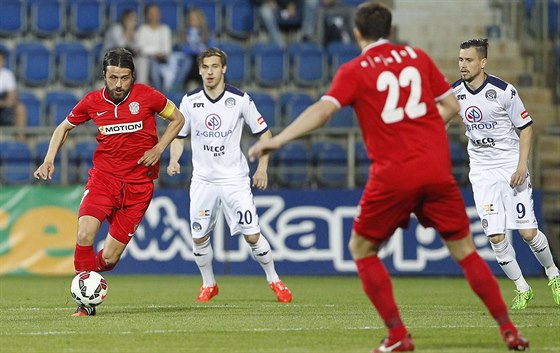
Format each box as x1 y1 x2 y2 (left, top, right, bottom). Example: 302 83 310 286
158 99 176 120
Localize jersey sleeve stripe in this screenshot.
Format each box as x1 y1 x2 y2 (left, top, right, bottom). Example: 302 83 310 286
320 95 341 108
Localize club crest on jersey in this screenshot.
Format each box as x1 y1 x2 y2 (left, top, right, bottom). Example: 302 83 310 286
485 89 497 100
128 102 140 115
205 114 221 130
98 121 143 135
465 106 483 123
225 97 236 108
520 110 529 119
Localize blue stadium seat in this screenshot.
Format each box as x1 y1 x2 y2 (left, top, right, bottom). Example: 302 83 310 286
15 42 53 87
149 0 181 30
340 0 364 6
73 140 97 184
66 0 105 38
449 141 467 183
28 0 64 38
0 0 26 37
185 0 220 32
249 92 277 128
273 141 310 188
215 41 246 85
222 0 255 39
327 42 360 78
355 141 369 186
312 141 348 188
108 0 141 23
280 92 314 125
327 106 355 128
0 43 13 70
45 91 80 126
55 42 93 87
158 145 191 188
34 140 64 184
250 43 286 87
18 91 43 127
287 43 325 87
0 140 33 184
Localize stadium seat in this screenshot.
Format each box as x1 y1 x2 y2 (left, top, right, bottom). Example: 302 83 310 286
108 0 141 23
0 140 33 184
0 43 13 70
355 141 370 186
279 92 314 125
248 92 277 128
250 43 286 87
215 41 246 85
73 140 97 184
149 0 181 30
273 141 310 188
312 141 348 188
222 0 255 39
449 141 467 184
45 91 80 126
15 42 53 87
185 0 220 33
55 42 93 87
327 42 361 78
158 145 191 188
287 43 325 87
0 0 25 37
28 0 64 38
327 106 355 128
34 140 63 184
18 91 43 127
66 0 105 38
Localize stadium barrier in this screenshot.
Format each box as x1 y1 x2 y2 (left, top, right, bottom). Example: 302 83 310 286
0 185 543 276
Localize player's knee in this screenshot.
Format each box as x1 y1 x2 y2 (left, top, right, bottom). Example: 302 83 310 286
243 233 260 245
193 234 210 245
518 228 537 241
348 232 378 260
76 229 95 246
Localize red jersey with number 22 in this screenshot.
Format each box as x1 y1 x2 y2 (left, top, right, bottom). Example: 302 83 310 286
67 84 167 183
323 40 454 186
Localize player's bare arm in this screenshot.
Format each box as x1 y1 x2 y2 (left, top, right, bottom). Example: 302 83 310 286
248 100 337 162
510 124 532 187
33 121 74 180
138 103 185 167
252 130 272 190
438 92 461 125
167 138 185 176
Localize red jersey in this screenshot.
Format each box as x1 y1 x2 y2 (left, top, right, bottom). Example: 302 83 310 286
323 40 453 185
67 84 167 182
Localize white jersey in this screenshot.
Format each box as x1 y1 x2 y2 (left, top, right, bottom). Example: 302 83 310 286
452 75 533 169
178 84 268 183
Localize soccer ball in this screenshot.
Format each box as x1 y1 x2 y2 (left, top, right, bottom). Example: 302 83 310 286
70 271 108 308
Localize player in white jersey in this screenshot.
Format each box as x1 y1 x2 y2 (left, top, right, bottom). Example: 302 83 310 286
166 48 292 303
448 38 560 309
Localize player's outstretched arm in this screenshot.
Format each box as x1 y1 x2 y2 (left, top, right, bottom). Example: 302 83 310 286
139 104 185 166
167 138 184 176
252 130 272 190
248 100 337 162
33 121 74 180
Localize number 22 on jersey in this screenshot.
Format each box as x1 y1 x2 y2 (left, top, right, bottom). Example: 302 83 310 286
377 66 426 124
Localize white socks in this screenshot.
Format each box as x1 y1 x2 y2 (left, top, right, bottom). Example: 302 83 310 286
248 235 279 283
491 237 530 291
525 230 560 279
193 238 216 287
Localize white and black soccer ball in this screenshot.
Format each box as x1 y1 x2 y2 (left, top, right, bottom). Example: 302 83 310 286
70 271 108 308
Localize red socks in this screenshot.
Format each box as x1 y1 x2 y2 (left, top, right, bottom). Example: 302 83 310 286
356 255 408 341
459 251 515 333
95 249 117 272
74 244 95 273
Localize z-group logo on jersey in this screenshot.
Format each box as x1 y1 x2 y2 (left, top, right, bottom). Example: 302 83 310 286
205 114 221 130
98 121 143 135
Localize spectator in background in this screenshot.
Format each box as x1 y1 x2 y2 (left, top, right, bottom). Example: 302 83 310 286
322 0 355 46
252 0 319 47
175 7 216 91
102 9 138 57
0 50 26 141
135 3 182 92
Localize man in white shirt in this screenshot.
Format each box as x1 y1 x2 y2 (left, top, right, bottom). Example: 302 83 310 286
448 38 560 309
167 47 292 303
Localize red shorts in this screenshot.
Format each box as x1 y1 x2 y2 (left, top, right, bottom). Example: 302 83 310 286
78 168 154 244
354 177 470 243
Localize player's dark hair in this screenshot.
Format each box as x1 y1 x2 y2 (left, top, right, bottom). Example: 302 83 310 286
354 2 392 40
102 48 135 75
197 47 228 67
460 38 488 59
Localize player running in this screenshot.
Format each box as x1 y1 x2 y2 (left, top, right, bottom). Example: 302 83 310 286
34 48 185 316
166 47 292 303
249 2 528 352
450 38 560 309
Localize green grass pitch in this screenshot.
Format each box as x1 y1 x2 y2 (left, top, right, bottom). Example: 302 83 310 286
0 275 558 353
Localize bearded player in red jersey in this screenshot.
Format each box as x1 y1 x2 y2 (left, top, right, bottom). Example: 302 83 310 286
249 2 528 352
34 48 185 317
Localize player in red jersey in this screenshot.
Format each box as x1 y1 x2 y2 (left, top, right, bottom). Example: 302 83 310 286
249 2 528 352
34 48 185 317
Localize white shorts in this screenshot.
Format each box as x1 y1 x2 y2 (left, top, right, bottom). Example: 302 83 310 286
189 178 261 239
469 166 538 235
